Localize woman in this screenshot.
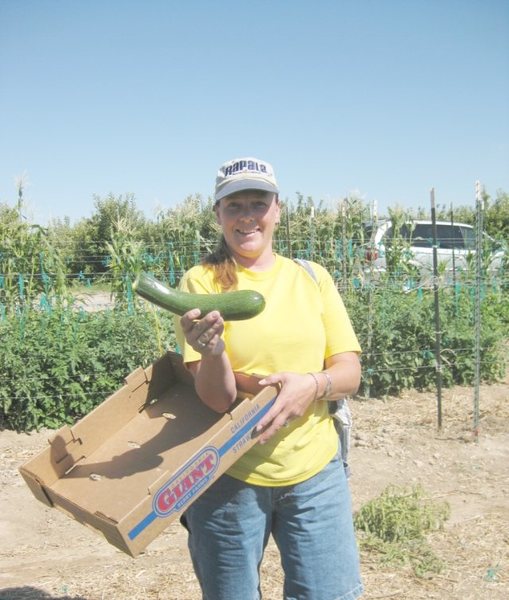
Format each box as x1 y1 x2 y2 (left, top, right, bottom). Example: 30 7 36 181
174 157 364 600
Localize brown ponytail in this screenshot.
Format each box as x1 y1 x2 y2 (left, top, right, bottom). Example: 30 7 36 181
202 235 238 291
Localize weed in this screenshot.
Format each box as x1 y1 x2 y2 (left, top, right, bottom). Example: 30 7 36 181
354 485 450 577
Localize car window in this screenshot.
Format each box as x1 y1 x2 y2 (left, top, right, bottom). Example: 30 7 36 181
399 224 414 242
411 224 433 248
434 224 456 249
448 226 465 249
425 224 470 250
372 221 487 253
460 226 476 250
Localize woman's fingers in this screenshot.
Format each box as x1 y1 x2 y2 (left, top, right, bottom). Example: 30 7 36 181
181 310 224 353
255 372 316 442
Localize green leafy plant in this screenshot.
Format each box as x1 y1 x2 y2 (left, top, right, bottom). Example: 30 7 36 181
344 281 508 397
0 307 176 431
355 485 450 577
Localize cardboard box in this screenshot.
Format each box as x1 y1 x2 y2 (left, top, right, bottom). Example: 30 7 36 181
19 351 277 557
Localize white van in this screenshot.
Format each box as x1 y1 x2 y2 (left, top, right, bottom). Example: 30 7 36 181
361 220 505 283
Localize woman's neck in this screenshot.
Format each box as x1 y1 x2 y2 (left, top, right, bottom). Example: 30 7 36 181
233 250 276 272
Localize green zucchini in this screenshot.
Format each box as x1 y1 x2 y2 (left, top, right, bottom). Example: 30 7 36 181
132 272 266 321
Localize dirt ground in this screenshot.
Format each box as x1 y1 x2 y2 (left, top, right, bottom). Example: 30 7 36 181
1 376 508 600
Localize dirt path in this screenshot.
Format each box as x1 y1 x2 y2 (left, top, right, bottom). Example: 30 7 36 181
1 379 508 599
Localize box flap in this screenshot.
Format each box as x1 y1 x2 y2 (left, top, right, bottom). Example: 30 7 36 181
142 351 193 401
18 468 54 507
125 366 148 392
19 425 85 485
65 352 187 458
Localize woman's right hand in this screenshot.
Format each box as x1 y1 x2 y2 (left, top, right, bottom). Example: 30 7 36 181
180 309 225 356
180 309 237 412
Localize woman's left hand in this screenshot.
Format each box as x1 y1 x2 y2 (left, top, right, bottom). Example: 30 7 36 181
254 372 317 443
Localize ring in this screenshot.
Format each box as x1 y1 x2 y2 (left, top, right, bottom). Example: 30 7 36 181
197 339 207 349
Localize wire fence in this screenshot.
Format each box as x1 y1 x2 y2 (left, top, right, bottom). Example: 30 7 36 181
1 229 508 432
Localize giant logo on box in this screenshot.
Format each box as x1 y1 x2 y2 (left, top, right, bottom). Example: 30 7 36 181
153 447 220 516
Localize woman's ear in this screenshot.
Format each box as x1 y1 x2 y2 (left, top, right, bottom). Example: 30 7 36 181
274 196 281 224
214 202 221 224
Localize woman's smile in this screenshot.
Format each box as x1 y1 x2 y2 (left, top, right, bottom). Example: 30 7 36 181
215 190 280 269
236 227 259 237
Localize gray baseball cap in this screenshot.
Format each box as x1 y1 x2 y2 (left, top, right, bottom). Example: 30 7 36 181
215 157 279 202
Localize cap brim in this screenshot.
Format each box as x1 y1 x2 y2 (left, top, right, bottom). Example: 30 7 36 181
215 179 279 202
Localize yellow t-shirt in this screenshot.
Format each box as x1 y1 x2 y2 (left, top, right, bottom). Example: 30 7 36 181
174 254 361 487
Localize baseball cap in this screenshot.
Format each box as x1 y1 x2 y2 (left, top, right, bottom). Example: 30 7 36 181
215 157 279 202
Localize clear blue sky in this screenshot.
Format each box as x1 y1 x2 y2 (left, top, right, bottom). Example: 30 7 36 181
1 0 508 225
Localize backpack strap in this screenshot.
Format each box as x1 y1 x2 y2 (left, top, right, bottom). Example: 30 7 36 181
293 258 318 284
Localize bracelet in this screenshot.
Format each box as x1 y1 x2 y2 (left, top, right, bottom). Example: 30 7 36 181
321 371 333 399
307 372 320 402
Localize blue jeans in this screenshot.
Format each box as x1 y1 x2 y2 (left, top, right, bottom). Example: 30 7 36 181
181 455 364 600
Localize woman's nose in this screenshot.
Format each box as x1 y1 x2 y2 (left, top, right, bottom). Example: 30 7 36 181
238 205 254 219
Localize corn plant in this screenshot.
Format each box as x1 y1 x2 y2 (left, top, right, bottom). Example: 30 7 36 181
0 203 69 315
274 193 370 286
105 217 148 310
142 195 219 284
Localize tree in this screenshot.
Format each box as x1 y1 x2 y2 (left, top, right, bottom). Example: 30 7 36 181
68 193 146 279
484 190 509 241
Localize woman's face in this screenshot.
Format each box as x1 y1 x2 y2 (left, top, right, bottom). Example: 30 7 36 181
215 190 280 268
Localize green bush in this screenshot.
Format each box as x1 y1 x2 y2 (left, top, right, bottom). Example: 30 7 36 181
0 307 176 431
345 282 509 397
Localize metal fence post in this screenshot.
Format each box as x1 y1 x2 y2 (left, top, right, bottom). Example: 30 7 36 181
473 181 483 437
431 188 443 430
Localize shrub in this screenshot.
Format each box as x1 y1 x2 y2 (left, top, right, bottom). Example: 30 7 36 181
355 485 450 577
345 282 508 397
0 307 176 431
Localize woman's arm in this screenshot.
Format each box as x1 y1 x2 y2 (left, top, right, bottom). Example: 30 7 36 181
321 351 361 400
180 309 237 413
